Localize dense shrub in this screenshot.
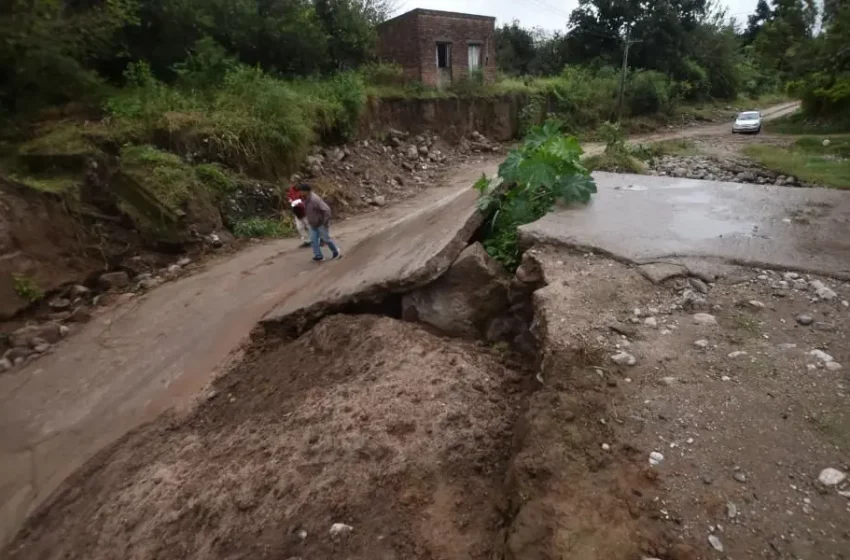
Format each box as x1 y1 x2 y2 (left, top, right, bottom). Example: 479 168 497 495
626 70 672 115
105 62 365 177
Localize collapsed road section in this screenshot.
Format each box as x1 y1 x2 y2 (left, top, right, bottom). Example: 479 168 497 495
5 168 850 560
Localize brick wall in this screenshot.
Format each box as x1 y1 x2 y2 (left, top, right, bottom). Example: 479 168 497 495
376 11 421 82
417 11 496 87
378 9 497 88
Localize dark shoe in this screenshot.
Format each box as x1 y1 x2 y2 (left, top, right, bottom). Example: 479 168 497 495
313 256 324 262
300 241 311 248
331 253 342 260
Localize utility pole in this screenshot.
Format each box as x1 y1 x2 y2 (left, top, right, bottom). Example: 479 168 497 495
617 25 642 122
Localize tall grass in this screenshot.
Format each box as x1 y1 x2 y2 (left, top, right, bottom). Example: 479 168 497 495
105 62 366 177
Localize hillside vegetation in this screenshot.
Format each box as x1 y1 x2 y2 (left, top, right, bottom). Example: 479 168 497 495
0 0 845 250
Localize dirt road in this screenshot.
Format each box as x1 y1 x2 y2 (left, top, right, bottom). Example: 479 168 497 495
584 100 801 156
0 157 498 548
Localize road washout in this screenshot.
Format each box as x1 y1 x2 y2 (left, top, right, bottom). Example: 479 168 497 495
5 102 850 559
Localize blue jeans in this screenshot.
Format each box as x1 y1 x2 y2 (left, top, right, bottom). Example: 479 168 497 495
309 224 339 259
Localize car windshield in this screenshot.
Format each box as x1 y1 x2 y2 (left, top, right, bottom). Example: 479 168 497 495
738 112 759 120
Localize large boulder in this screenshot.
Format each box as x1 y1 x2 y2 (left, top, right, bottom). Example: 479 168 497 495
402 242 510 338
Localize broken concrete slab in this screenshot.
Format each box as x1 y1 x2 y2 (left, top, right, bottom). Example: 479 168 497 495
520 172 850 279
261 186 487 337
636 263 688 284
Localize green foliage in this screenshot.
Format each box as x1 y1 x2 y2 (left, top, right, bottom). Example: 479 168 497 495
13 274 44 303
0 0 137 116
476 120 597 269
744 135 850 188
626 71 673 115
195 163 235 193
105 63 365 176
359 62 407 87
232 217 292 238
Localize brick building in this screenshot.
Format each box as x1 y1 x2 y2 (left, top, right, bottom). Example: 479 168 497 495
377 8 497 88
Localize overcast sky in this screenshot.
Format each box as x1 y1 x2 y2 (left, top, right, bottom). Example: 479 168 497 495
394 0 761 31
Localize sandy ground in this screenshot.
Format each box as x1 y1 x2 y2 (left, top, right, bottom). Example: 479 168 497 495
520 247 850 559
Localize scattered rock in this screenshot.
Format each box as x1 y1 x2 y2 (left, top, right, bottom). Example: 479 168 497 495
689 277 710 294
33 341 51 353
48 298 71 310
515 252 543 285
406 145 419 160
681 290 710 311
0 357 11 372
601 443 611 451
817 467 846 486
69 284 91 299
611 352 637 366
733 471 747 483
649 451 665 466
810 280 838 300
4 347 32 362
809 349 835 363
660 376 677 386
693 313 717 325
99 271 130 290
825 361 843 372
609 323 638 337
176 257 191 267
637 262 688 284
814 321 836 332
726 502 738 519
708 534 724 552
10 323 62 347
795 313 814 326
644 317 658 328
329 523 353 538
694 339 710 349
747 300 765 310
727 350 748 359
371 195 387 207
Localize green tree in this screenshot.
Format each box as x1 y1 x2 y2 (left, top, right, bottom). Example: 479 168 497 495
495 22 537 76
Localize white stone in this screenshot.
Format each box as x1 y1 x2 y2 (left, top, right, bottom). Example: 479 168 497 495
809 349 835 363
721 375 732 381
693 313 717 325
644 317 658 328
601 443 611 451
611 352 636 366
329 523 354 537
694 339 709 349
811 280 838 300
748 300 766 309
818 468 846 486
649 451 664 466
727 350 748 359
708 534 724 552
726 502 738 519
825 361 843 372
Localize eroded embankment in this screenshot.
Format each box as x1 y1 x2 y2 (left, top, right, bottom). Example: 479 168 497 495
4 209 679 560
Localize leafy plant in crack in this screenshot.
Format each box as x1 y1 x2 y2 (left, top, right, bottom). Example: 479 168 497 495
475 119 597 269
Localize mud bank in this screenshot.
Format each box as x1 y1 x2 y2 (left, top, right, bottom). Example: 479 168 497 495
3 229 691 560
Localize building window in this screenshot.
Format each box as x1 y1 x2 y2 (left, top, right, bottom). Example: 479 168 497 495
468 44 481 71
436 43 451 68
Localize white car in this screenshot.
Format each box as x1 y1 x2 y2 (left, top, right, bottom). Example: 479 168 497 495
732 111 762 134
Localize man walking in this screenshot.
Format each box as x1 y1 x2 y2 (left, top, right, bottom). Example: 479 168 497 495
297 183 341 261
